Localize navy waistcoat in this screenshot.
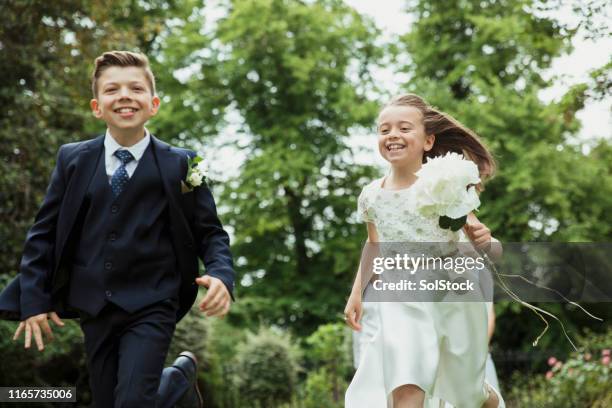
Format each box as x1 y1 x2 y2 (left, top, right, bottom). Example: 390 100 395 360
67 144 180 316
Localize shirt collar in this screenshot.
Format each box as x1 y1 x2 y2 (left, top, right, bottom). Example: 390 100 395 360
104 129 151 161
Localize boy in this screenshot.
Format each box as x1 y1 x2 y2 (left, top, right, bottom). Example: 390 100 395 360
0 51 234 407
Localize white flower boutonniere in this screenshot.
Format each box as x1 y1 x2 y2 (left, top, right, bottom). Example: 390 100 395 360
412 152 481 231
181 155 207 193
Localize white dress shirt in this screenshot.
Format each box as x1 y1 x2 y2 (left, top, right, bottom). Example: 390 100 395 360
104 129 151 184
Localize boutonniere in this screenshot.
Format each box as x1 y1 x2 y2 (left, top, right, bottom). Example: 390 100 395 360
181 155 207 193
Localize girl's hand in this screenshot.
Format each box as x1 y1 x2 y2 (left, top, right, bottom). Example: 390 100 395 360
344 292 363 331
463 219 492 251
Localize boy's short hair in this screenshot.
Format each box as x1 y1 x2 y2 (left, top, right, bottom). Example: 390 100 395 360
91 51 156 97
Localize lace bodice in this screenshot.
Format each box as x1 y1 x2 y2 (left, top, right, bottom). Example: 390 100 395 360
357 177 464 243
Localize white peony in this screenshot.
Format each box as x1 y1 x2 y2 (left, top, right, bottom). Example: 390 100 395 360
412 152 481 219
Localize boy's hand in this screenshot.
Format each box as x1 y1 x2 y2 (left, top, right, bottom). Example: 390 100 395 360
195 276 231 317
463 220 492 251
13 312 65 351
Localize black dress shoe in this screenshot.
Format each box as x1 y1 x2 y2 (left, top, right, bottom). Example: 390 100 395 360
173 351 203 408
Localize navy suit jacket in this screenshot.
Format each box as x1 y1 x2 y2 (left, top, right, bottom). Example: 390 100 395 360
0 134 234 322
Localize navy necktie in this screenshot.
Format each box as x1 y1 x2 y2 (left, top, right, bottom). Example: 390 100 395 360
111 150 134 198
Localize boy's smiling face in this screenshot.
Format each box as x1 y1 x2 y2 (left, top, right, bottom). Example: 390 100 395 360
90 66 160 138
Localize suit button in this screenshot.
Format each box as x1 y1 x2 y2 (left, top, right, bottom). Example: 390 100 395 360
185 241 194 249
109 232 117 242
104 262 113 270
111 205 119 213
105 290 112 298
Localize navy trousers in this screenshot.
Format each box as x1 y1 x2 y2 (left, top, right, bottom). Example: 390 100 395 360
79 299 189 408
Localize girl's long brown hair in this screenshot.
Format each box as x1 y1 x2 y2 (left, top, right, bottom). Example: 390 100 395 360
382 94 496 183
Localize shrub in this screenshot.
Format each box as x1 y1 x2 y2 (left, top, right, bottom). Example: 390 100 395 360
201 315 246 408
302 368 345 408
303 323 352 405
0 318 90 406
506 327 612 407
167 298 248 408
166 305 209 367
233 326 300 407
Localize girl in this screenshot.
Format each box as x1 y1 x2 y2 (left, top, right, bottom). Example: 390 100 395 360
344 94 504 408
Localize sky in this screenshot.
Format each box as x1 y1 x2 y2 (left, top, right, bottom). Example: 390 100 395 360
201 0 612 176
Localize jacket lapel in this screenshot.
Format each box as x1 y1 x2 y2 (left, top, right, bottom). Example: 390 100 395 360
150 135 194 243
54 136 104 270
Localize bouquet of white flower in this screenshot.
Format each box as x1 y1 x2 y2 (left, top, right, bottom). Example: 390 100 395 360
412 152 481 231
411 152 602 348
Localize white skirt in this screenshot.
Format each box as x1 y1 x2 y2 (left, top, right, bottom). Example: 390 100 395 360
346 301 497 408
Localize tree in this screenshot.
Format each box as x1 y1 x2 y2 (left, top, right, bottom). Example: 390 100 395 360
198 0 383 334
402 0 572 99
148 0 230 146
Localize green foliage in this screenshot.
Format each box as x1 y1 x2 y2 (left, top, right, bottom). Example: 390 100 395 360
0 318 90 405
588 57 612 101
167 302 246 408
306 323 351 370
149 0 230 145
506 327 612 407
166 305 209 368
233 326 301 407
200 0 383 334
303 323 352 405
199 317 245 408
402 0 571 98
301 368 345 408
570 0 612 41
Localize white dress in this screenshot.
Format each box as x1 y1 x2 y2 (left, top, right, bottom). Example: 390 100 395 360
345 178 504 408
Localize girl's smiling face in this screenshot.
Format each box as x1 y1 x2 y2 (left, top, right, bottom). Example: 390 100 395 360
377 105 435 166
